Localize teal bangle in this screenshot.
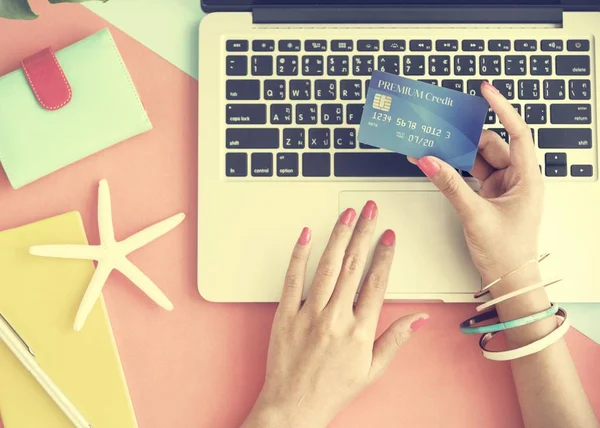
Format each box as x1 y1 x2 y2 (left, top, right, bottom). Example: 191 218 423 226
460 303 559 335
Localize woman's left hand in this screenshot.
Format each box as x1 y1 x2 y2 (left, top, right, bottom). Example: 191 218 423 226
242 201 429 428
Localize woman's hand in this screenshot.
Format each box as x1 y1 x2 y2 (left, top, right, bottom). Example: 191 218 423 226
410 81 545 287
242 201 428 428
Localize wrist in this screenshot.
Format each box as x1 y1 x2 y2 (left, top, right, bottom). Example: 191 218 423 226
242 397 325 428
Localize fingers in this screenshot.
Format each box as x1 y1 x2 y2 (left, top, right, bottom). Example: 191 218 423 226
330 201 379 309
414 156 481 219
469 153 495 182
304 208 357 312
277 227 312 316
477 129 510 170
481 81 537 171
354 229 396 328
369 313 430 381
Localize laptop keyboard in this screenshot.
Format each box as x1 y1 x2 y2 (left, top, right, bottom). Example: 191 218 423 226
223 37 595 180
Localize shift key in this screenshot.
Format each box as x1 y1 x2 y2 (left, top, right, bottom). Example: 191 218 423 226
538 128 592 149
226 104 267 124
226 128 279 149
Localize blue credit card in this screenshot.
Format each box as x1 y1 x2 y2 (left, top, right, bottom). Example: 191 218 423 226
358 71 489 171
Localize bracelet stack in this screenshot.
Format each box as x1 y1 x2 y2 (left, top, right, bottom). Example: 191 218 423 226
459 254 569 361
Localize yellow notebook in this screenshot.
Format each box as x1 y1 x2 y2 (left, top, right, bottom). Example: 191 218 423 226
0 212 137 428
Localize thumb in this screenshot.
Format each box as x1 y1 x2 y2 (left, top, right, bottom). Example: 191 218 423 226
369 313 429 381
409 156 481 219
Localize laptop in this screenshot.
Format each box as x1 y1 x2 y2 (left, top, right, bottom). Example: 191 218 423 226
197 0 599 303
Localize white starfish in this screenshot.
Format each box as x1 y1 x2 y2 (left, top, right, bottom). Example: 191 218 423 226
30 179 184 332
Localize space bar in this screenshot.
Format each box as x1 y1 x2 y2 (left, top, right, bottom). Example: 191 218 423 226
334 153 424 177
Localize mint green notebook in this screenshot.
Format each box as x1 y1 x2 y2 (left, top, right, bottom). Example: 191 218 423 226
0 28 152 189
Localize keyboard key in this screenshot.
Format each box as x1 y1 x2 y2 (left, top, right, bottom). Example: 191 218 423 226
490 128 509 143
545 165 567 177
264 80 286 100
226 80 260 100
296 104 318 124
530 55 552 76
383 40 406 51
545 153 566 165
569 79 591 100
365 79 370 97
359 143 379 150
462 40 484 51
354 55 375 75
442 79 463 92
277 55 299 75
270 104 292 124
538 128 592 149
419 79 438 86
485 108 496 124
226 128 278 149
429 55 451 75
550 104 592 124
251 56 273 76
328 55 350 76
321 104 344 125
518 80 540 99
253 40 275 52
315 80 337 100
515 40 537 51
332 40 353 51
277 153 299 177
454 55 476 75
480 55 501 75
340 80 362 100
225 153 247 177
512 103 522 116
226 104 266 124
467 80 487 97
505 56 526 75
226 40 248 52
410 40 432 51
347 104 364 124
378 55 400 74
334 128 357 149
226 56 248 76
309 128 331 149
543 79 565 100
334 153 424 177
283 129 305 149
303 153 330 177
571 165 593 177
302 55 324 76
567 40 590 52
404 55 425 75
525 104 547 124
541 40 563 51
279 40 301 52
358 40 380 51
488 40 511 51
492 79 515 99
290 80 311 100
436 40 458 51
305 40 327 51
251 153 273 177
556 55 590 75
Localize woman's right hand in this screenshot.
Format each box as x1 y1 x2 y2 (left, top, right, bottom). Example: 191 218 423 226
409 81 545 286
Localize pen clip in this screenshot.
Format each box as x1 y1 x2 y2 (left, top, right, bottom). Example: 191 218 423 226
0 312 35 357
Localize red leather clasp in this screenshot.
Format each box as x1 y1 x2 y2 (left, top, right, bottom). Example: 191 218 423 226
21 47 72 111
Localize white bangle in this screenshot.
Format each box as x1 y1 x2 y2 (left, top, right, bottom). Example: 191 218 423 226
480 308 569 362
476 278 562 313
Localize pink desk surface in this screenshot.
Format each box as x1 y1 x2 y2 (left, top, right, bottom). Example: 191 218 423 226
0 2 599 427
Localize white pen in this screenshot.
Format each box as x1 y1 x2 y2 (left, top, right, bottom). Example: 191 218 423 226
0 312 92 428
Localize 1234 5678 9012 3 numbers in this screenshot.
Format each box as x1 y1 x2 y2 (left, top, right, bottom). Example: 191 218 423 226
370 112 451 148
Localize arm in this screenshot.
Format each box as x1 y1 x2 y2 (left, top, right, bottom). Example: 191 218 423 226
412 81 598 428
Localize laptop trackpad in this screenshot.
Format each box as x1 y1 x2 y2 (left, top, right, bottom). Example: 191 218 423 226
339 191 481 295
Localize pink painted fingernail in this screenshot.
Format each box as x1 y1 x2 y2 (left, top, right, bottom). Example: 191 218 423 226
361 200 377 220
416 157 441 178
381 229 396 246
411 317 430 331
340 208 356 226
298 227 312 245
482 80 500 95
